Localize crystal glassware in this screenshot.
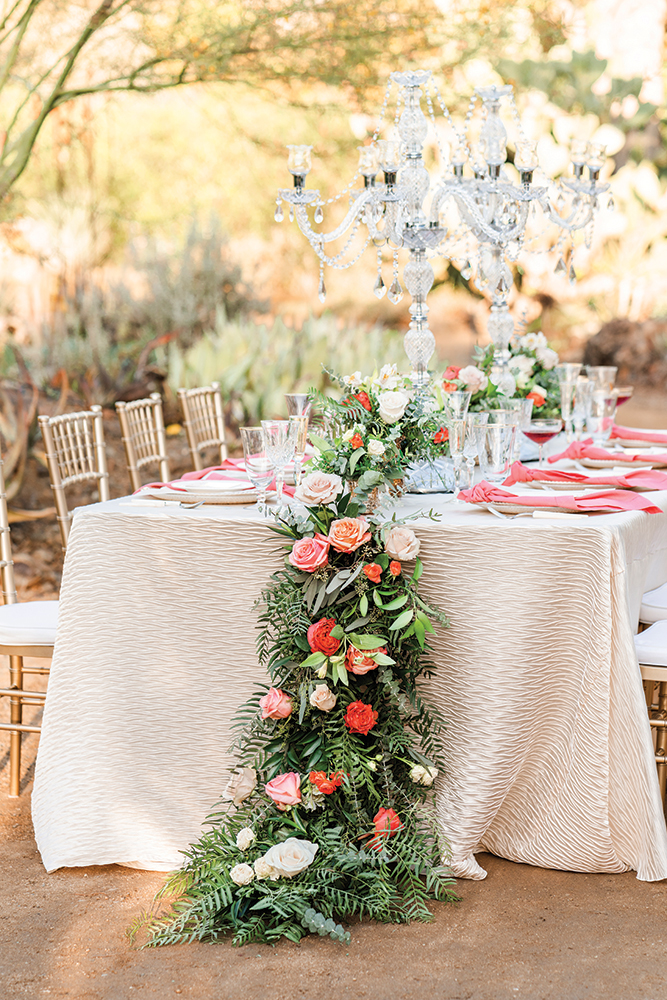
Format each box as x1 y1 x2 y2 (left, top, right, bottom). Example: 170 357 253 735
586 365 617 392
559 380 578 441
463 412 489 487
572 377 594 440
587 391 617 446
479 417 516 484
240 427 274 511
446 417 467 493
288 415 309 487
443 390 472 420
285 394 312 486
555 363 582 383
261 419 298 502
613 386 634 408
523 419 563 467
498 398 533 459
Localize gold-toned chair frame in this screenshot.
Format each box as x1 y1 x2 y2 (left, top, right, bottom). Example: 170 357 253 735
642 667 667 812
116 393 170 492
38 405 110 549
0 459 52 797
177 382 228 471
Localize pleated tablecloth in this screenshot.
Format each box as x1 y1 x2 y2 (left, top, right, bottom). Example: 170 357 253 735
32 492 667 880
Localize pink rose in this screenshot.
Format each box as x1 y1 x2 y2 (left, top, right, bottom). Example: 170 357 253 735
288 534 330 572
265 771 301 810
328 517 371 554
346 645 386 676
258 687 293 720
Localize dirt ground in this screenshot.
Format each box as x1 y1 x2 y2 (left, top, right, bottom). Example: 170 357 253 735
2 392 667 999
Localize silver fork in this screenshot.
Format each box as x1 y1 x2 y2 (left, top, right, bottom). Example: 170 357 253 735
179 499 205 510
485 505 533 520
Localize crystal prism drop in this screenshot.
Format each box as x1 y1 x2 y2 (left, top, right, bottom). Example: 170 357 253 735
461 261 472 280
387 278 403 304
556 190 565 210
568 263 577 285
289 207 294 222
373 273 386 299
554 257 567 275
608 195 615 211
274 203 284 222
318 275 327 303
314 205 323 224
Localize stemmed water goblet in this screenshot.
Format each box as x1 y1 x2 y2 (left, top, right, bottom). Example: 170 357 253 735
586 365 617 393
443 390 471 420
463 412 489 487
587 391 617 446
572 378 594 440
261 419 298 502
523 419 563 467
285 394 311 487
446 417 467 493
479 414 516 484
240 427 274 513
288 415 309 487
559 381 578 441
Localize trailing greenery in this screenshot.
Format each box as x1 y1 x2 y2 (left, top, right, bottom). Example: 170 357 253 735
129 486 458 948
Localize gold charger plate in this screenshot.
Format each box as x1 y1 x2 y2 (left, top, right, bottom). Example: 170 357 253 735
578 457 662 469
478 500 588 515
139 488 260 504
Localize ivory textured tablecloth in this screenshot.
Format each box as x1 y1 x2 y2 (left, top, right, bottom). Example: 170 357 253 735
31 491 667 880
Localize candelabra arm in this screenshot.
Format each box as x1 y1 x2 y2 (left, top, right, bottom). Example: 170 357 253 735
544 200 594 233
288 188 376 245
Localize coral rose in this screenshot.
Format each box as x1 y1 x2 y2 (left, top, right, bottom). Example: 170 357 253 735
294 472 343 506
259 687 293 721
222 767 257 807
354 391 372 411
350 433 364 449
307 618 341 656
389 560 402 577
328 517 371 553
527 390 546 407
346 645 385 676
265 771 301 809
288 534 330 572
433 426 449 444
443 365 461 380
309 683 337 712
373 807 403 839
309 770 343 794
363 562 382 583
442 381 458 392
344 699 379 734
385 525 420 562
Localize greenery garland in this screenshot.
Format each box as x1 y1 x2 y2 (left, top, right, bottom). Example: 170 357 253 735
130 477 458 947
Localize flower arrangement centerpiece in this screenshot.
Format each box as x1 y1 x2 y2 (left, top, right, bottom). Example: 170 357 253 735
439 331 561 417
133 473 457 947
309 365 453 502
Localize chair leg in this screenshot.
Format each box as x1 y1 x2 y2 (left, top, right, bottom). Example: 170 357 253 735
8 654 23 797
654 683 667 811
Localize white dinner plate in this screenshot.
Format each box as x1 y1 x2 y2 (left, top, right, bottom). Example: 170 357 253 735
173 478 256 493
578 457 663 469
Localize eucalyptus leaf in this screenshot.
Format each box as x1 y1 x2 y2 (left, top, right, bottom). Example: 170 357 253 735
349 633 387 649
373 652 396 665
298 685 308 725
348 447 365 476
413 617 426 649
412 558 423 582
345 616 371 631
382 593 409 611
389 608 414 631
416 610 436 633
359 593 368 616
372 589 384 608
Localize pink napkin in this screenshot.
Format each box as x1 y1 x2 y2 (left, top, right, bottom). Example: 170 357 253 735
547 439 667 465
458 480 663 514
610 424 667 445
503 461 667 491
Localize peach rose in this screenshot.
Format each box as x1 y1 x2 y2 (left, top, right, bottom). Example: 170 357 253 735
288 534 330 572
222 767 257 807
265 771 301 809
294 471 343 506
346 645 385 676
385 525 420 562
309 683 337 712
259 687 293 720
328 517 371 554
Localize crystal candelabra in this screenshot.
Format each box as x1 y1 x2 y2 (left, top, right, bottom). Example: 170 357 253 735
275 70 609 392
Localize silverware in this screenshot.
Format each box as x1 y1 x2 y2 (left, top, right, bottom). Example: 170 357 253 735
485 505 533 520
179 499 205 509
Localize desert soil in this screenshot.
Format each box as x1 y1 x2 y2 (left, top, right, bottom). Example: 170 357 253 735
1 394 667 999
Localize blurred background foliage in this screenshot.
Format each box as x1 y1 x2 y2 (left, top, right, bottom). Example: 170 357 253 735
0 0 666 492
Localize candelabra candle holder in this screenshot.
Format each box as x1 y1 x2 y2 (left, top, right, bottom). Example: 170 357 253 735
275 70 609 392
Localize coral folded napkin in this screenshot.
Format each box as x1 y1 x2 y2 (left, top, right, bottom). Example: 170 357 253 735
547 439 667 465
458 481 662 514
610 425 667 444
503 461 667 491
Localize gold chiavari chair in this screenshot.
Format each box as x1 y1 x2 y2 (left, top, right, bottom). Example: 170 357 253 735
177 382 228 471
115 393 170 492
0 458 57 796
635 622 667 813
38 406 110 550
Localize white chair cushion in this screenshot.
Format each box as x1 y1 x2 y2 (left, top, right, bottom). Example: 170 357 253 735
0 600 58 647
640 581 667 624
634 620 667 668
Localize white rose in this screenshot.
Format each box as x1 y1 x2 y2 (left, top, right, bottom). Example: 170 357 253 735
373 363 402 390
254 857 278 880
530 383 548 402
536 346 558 370
236 827 256 851
509 354 534 389
367 439 386 457
521 332 547 351
260 838 319 879
222 767 257 807
342 429 355 442
309 683 337 712
457 365 488 394
316 664 328 679
343 371 362 388
229 863 255 886
378 390 409 424
409 764 439 786
385 525 420 562
294 471 343 506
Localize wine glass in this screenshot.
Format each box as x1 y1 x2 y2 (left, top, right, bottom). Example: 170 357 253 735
446 417 467 493
559 381 578 441
613 385 634 408
572 377 594 440
443 390 471 420
288 415 309 486
285 394 310 486
463 412 489 487
240 427 273 512
261 419 298 502
586 366 617 392
555 363 582 383
523 419 563 467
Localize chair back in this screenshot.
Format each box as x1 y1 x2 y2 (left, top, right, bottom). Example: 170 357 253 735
38 406 110 549
115 393 170 492
0 458 17 606
177 382 228 471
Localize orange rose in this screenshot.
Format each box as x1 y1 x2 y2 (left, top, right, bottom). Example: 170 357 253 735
328 517 371 554
369 807 403 848
526 390 545 407
309 770 343 794
433 426 449 444
389 560 402 577
344 699 378 734
350 433 364 449
363 562 382 583
354 391 372 411
442 382 458 392
346 646 385 676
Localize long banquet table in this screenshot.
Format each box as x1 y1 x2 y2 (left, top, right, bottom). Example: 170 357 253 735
32 486 667 881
